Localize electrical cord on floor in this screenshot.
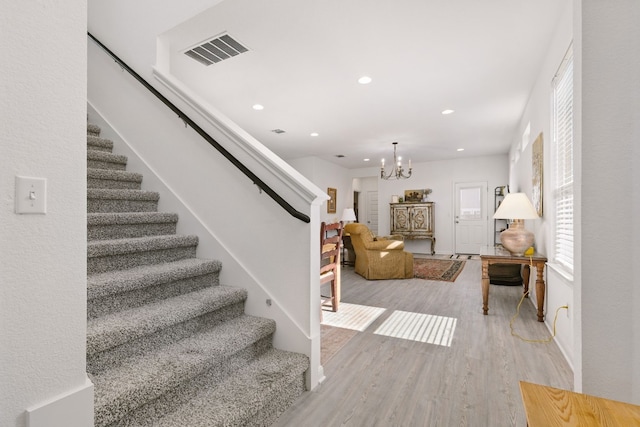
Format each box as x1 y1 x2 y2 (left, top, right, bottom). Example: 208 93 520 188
509 290 569 344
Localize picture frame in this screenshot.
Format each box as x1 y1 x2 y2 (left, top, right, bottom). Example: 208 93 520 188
327 187 337 213
532 133 543 216
404 188 432 203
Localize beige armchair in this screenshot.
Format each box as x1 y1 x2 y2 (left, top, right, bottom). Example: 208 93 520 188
344 223 414 280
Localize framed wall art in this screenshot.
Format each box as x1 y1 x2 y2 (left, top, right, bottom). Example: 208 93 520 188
327 187 337 214
532 132 543 216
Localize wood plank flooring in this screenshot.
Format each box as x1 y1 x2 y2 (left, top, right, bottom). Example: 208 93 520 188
272 259 573 426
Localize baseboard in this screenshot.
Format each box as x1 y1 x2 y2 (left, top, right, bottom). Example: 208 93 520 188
27 376 94 427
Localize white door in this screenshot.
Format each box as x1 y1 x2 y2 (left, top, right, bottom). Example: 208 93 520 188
454 182 487 254
366 191 378 234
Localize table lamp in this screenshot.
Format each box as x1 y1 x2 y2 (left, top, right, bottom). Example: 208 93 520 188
492 193 539 256
341 208 357 223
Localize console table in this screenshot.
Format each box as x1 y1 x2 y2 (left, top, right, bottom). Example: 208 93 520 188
390 202 435 254
480 246 547 322
520 381 640 426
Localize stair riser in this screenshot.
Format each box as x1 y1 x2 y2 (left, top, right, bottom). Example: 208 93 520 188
88 178 142 190
88 271 219 319
88 144 113 153
88 159 127 171
88 222 176 241
247 375 307 427
88 246 196 275
88 302 247 373
88 199 158 213
98 335 274 427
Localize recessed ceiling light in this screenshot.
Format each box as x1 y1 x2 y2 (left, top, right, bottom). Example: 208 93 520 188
335 154 345 158
363 158 370 162
310 132 319 137
252 104 264 110
358 76 372 85
442 109 455 115
457 148 465 152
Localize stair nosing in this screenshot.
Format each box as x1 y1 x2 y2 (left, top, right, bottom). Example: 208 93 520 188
87 168 143 183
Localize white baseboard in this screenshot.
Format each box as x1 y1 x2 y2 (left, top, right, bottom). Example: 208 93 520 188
27 376 94 427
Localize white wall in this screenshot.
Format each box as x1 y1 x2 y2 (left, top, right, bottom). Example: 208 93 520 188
288 156 353 224
508 1 575 368
578 0 639 403
294 155 509 255
0 2 93 426
510 0 640 404
351 156 508 254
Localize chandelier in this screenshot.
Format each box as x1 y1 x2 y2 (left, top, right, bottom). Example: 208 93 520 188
380 142 412 180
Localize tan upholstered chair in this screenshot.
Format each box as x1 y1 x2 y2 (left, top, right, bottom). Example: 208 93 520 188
344 223 413 280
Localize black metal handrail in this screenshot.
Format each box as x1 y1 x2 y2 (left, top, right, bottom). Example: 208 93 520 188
88 32 310 223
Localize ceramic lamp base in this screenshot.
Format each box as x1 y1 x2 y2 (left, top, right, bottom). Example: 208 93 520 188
499 219 534 257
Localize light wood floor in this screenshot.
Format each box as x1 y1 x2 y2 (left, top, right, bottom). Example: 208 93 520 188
272 259 573 426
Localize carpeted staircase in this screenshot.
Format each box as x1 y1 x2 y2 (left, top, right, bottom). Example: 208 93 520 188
86 123 308 426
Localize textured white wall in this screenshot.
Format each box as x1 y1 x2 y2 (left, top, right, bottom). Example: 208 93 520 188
579 0 639 403
0 1 92 426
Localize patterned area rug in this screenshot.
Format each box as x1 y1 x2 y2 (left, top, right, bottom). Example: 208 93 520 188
413 259 465 282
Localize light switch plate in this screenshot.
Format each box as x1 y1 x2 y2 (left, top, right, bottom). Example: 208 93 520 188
15 176 47 214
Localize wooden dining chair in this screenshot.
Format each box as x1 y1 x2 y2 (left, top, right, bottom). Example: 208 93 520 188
320 221 343 313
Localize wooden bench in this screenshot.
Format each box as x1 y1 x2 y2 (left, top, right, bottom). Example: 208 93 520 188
519 381 640 426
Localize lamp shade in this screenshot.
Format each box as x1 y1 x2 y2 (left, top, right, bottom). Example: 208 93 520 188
341 208 357 222
493 193 539 220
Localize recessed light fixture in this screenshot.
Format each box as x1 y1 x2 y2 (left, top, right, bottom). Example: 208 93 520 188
358 76 372 85
363 158 370 162
310 132 319 137
457 148 465 152
252 104 264 110
442 109 455 115
335 154 345 158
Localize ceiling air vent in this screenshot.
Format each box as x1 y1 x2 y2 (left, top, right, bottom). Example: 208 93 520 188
271 129 286 134
184 34 249 66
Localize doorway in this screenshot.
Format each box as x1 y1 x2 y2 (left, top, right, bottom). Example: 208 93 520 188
454 182 488 254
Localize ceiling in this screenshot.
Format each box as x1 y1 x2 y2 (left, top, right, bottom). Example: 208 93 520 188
154 0 567 169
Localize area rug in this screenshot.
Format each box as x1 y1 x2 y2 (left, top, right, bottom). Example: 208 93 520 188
321 324 358 364
413 259 465 282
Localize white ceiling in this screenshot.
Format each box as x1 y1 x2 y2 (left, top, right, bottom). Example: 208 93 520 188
99 0 569 169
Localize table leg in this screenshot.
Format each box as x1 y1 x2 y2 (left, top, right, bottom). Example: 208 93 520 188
522 264 530 298
482 260 489 315
430 237 436 255
535 262 545 322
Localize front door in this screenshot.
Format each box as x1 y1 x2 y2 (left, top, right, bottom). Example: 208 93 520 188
454 182 487 254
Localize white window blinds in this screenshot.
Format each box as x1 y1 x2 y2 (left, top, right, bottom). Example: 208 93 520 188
552 45 574 272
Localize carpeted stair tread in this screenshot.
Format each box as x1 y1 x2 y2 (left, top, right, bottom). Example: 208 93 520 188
140 348 309 427
88 123 101 136
88 150 128 167
92 314 276 427
88 168 143 185
87 234 198 259
87 285 248 358
88 258 221 301
87 135 114 152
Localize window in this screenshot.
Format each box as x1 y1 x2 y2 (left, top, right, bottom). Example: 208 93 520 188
552 45 574 273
